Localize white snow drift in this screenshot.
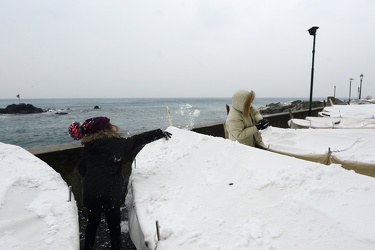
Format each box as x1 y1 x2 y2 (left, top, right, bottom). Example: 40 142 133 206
127 127 375 250
0 143 79 250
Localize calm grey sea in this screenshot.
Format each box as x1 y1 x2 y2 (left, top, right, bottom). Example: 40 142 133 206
0 97 322 149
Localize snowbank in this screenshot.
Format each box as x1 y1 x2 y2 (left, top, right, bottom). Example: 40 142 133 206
262 127 375 177
289 117 375 129
0 143 79 250
127 127 375 250
289 104 375 129
319 104 375 118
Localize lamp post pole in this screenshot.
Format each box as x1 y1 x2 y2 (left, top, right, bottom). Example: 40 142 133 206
308 26 319 116
334 86 336 98
359 74 364 100
349 78 354 103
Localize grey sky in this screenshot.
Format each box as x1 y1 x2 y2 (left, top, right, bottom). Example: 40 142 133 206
0 0 374 99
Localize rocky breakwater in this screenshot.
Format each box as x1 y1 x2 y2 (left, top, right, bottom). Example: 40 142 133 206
259 100 326 115
0 103 43 114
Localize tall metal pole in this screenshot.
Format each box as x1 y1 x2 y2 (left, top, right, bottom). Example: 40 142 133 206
359 74 364 99
308 26 319 116
348 78 354 103
334 86 336 98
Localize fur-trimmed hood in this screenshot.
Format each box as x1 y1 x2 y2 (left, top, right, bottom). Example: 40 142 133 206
81 129 122 145
231 89 255 116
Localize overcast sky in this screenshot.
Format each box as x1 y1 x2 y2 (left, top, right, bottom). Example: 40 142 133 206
0 0 374 99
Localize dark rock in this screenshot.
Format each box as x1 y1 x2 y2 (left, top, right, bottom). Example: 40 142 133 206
0 103 44 114
94 105 100 109
259 100 326 115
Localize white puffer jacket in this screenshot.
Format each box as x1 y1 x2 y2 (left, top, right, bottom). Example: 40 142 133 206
225 89 265 147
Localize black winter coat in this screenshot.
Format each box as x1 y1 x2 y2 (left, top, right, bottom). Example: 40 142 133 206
78 129 164 208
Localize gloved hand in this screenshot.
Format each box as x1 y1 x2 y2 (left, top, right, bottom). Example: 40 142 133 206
163 131 172 140
256 118 270 130
262 118 270 129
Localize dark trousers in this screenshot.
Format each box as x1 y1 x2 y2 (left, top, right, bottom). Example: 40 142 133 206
84 205 122 250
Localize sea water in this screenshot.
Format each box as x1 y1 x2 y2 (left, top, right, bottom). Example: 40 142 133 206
0 97 320 149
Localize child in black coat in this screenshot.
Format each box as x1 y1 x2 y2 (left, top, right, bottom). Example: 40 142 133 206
69 117 171 250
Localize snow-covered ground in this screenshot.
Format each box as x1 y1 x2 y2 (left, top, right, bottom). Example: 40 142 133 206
0 143 79 250
319 103 375 118
127 127 375 250
290 104 375 129
289 117 375 129
262 127 375 164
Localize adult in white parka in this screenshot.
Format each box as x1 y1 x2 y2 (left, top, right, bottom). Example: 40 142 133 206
226 89 269 148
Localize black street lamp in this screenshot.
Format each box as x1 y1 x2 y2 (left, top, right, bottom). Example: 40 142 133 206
308 26 319 116
359 74 364 99
348 78 354 103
